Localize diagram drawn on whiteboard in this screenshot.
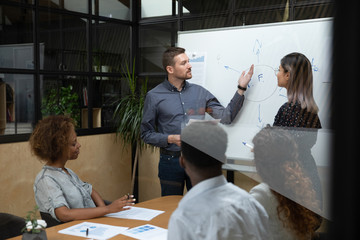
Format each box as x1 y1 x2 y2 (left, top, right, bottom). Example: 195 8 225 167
224 64 279 102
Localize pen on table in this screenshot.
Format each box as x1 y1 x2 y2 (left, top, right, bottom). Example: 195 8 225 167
86 228 89 237
242 141 253 150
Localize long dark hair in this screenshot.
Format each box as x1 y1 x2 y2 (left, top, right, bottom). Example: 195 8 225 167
281 52 319 113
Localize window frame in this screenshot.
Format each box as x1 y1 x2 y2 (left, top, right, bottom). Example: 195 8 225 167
0 0 334 143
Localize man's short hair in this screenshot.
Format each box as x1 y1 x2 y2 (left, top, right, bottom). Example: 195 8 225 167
181 122 228 168
162 47 186 72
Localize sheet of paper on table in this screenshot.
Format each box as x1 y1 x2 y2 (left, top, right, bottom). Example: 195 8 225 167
120 224 167 240
58 221 128 239
187 118 221 126
105 206 165 221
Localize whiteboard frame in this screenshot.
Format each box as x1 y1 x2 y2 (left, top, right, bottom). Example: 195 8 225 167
178 17 333 37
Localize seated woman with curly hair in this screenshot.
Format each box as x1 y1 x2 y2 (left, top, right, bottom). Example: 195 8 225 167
30 115 135 223
250 126 323 240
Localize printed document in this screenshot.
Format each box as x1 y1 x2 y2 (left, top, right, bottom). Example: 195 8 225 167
120 224 167 240
105 206 164 221
58 222 128 239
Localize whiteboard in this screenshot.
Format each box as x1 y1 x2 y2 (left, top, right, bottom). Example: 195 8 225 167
178 18 333 163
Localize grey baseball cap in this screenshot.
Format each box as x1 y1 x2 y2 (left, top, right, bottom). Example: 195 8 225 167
181 121 228 163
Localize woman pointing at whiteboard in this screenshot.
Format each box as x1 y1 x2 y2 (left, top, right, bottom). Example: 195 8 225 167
273 52 323 210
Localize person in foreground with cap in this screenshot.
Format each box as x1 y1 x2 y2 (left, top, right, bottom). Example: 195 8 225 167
167 122 270 240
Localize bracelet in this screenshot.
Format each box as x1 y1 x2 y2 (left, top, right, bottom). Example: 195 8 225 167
237 85 247 91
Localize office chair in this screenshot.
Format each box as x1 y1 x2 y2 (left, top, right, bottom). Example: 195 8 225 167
39 212 63 228
0 212 26 239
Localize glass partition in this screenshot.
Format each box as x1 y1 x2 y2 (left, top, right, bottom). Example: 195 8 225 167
91 21 130 74
295 4 334 20
0 74 34 135
40 75 124 129
182 0 229 15
235 0 287 9
38 11 87 71
182 16 228 31
93 0 130 20
141 0 175 18
0 5 33 69
39 0 88 14
234 9 285 26
40 75 85 128
139 22 177 73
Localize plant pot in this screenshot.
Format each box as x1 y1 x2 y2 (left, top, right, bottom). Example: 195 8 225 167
22 231 48 240
93 65 110 80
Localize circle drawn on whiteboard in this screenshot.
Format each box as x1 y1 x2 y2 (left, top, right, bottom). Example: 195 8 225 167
246 65 278 102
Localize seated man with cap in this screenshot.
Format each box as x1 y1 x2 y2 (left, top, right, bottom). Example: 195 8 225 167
167 121 270 240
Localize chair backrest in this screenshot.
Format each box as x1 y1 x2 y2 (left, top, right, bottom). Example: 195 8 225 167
0 212 26 239
40 212 63 228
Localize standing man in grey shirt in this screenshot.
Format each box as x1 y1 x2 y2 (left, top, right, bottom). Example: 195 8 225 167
141 47 254 196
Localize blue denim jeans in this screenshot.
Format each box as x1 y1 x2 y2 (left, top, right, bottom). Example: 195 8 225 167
158 153 192 196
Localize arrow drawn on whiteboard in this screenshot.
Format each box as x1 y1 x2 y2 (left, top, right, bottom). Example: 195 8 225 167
311 58 319 72
224 65 242 74
278 87 287 98
253 39 262 63
258 104 262 123
225 65 254 89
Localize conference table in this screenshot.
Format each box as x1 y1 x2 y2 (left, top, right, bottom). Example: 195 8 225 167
9 195 182 240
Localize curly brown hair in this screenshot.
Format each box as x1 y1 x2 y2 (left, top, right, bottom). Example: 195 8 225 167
29 115 75 163
273 161 322 240
252 126 322 240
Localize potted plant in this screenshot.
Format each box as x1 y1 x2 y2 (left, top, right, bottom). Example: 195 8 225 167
22 206 47 240
112 58 149 194
93 49 110 79
41 85 80 127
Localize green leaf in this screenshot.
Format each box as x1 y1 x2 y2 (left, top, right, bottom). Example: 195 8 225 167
112 60 149 153
41 85 80 127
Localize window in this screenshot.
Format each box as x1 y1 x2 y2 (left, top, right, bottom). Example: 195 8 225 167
39 0 88 14
0 74 34 135
234 0 287 9
0 4 35 137
38 11 87 71
182 0 230 15
93 0 131 20
182 16 229 31
141 0 176 18
294 4 334 20
139 22 177 73
0 0 131 141
0 5 33 69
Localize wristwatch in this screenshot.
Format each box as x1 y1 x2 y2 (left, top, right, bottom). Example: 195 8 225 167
237 85 247 91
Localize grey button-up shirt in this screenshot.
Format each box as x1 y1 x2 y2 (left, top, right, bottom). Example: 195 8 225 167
33 166 96 222
141 79 245 151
